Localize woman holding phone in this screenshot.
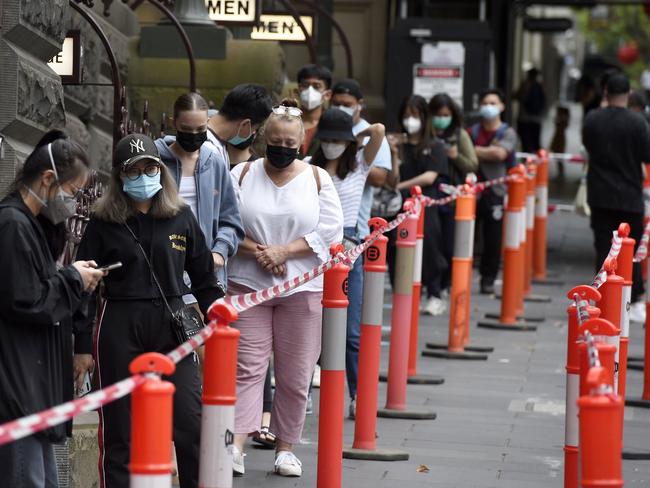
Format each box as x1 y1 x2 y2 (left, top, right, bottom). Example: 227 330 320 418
76 133 225 488
0 130 106 487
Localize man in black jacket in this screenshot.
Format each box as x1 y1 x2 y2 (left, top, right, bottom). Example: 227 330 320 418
583 73 650 320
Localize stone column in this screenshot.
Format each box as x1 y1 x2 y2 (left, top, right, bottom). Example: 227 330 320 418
0 0 68 195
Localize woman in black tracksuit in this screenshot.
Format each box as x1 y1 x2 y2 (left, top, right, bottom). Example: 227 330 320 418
76 134 224 488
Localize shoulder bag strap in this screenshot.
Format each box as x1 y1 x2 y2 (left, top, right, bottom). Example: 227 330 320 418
123 222 176 316
311 165 321 194
238 160 254 186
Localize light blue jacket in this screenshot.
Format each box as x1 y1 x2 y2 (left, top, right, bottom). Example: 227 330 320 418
155 136 244 284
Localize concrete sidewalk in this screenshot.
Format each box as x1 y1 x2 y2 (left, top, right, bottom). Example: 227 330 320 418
236 210 650 487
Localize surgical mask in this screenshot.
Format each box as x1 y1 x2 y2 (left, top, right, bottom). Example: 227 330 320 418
321 142 347 160
402 116 422 135
300 86 323 111
228 121 253 147
479 104 500 120
266 145 297 169
333 105 357 118
176 130 207 153
432 116 452 130
31 143 78 225
122 173 162 202
229 135 255 150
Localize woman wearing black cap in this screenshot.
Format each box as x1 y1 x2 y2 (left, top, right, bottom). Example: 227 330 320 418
75 134 225 488
310 109 385 417
0 130 106 487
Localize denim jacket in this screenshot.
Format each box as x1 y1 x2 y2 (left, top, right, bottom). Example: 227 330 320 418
155 136 244 284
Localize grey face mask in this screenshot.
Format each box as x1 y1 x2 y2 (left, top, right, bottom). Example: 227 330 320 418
30 143 78 225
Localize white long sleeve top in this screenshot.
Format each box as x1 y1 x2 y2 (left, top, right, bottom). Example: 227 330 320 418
228 159 344 295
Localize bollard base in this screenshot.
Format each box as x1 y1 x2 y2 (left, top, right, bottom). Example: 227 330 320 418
622 449 650 460
495 293 552 303
421 349 488 360
532 276 565 287
342 446 410 461
628 355 644 362
484 312 544 323
377 406 436 420
625 397 650 409
425 342 495 353
477 319 538 331
378 372 444 385
628 362 644 372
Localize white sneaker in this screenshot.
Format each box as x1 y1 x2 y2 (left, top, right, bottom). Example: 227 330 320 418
440 289 450 300
275 450 302 477
423 296 447 316
312 365 321 388
306 393 313 415
630 301 646 323
232 446 245 476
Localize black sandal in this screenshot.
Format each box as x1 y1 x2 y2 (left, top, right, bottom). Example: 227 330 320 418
252 426 276 449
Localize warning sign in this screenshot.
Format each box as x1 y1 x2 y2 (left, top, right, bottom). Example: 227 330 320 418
413 64 463 108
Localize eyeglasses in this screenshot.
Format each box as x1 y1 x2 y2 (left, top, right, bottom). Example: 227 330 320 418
272 105 303 118
123 163 161 181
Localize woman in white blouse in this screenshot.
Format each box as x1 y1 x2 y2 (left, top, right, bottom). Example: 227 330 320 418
228 99 343 477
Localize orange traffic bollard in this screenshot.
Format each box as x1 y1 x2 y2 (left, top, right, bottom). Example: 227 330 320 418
597 258 624 393
423 184 493 360
378 201 436 420
578 318 619 397
478 165 538 331
643 163 650 282
317 244 350 488
615 224 633 400
200 303 240 488
627 253 650 410
533 150 549 281
577 367 624 488
343 219 409 462
128 352 176 488
406 189 444 383
564 286 601 488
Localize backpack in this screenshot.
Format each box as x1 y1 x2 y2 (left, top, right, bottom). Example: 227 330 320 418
470 122 516 169
238 159 321 193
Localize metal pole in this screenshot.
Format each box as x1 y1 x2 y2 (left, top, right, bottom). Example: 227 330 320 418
276 0 318 64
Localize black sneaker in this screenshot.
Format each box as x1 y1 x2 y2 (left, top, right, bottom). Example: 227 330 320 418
480 280 495 295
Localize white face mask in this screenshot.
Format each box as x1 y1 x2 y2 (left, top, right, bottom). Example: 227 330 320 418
321 142 348 160
402 116 422 135
300 86 323 111
333 105 357 118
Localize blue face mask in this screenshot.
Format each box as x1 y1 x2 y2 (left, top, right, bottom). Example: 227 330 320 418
228 121 253 146
479 104 501 121
122 173 162 202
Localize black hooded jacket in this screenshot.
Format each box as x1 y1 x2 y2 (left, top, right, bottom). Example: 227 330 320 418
0 194 85 442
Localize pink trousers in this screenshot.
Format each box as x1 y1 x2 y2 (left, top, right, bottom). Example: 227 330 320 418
229 283 322 444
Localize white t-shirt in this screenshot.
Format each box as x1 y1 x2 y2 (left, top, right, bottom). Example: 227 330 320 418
229 159 343 295
207 129 231 169
178 176 198 217
331 150 372 228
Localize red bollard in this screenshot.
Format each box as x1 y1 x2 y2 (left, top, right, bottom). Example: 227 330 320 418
406 189 444 383
643 164 650 282
343 219 409 461
627 256 650 410
564 286 601 488
597 258 623 392
533 150 550 282
616 224 633 400
317 244 350 488
478 164 539 331
128 352 176 488
578 318 619 396
378 201 436 420
423 185 493 360
200 303 240 488
577 367 624 488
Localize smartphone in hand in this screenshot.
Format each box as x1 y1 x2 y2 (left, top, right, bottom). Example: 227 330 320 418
75 371 93 398
99 262 122 272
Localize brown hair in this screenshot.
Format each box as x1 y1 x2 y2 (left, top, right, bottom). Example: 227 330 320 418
93 163 184 223
173 92 209 119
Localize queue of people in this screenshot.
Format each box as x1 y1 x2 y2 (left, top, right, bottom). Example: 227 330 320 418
0 64 526 486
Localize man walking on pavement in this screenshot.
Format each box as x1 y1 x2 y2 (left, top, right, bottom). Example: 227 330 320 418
583 73 650 322
469 88 519 295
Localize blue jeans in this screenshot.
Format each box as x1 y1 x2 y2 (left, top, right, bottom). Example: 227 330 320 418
0 435 59 487
344 227 364 400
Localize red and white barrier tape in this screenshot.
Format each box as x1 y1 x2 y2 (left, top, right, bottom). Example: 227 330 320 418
634 220 650 263
573 293 591 325
592 231 623 288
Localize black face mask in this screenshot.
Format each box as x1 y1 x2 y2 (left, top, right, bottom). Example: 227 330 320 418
229 134 256 150
266 145 297 169
176 130 207 153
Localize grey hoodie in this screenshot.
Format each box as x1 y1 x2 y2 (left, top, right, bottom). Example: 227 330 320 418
155 136 244 284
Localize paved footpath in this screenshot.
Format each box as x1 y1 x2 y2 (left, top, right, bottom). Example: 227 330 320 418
236 210 650 487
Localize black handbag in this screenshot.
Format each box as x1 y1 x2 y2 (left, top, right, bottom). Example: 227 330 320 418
124 223 222 345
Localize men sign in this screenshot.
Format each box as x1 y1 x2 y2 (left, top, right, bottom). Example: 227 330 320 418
251 14 314 42
47 31 81 84
205 0 260 24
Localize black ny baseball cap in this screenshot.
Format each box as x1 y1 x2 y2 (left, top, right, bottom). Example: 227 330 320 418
113 134 161 169
332 79 363 100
